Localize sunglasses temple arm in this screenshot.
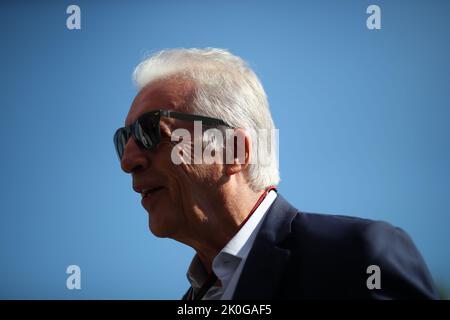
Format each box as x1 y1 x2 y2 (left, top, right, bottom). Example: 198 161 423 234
166 110 231 127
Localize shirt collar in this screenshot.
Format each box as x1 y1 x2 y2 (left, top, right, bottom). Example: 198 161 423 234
186 190 278 289
215 190 277 259
186 254 209 290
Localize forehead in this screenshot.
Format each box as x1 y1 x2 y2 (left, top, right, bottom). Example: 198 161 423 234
125 77 195 126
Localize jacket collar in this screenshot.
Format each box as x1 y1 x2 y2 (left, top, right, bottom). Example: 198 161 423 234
232 194 298 299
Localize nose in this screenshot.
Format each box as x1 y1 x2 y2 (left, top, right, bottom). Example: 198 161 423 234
120 137 150 173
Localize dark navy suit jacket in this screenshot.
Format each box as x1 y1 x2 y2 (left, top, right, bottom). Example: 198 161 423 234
183 194 439 299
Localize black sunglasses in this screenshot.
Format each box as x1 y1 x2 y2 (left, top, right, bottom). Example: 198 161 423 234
113 109 232 160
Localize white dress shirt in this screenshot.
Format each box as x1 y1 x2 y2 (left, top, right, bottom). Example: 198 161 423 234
186 190 278 300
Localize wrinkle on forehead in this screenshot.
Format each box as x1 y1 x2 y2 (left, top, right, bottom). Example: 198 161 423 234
125 77 196 126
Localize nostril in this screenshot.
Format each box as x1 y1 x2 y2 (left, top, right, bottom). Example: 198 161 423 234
132 164 144 173
121 159 144 174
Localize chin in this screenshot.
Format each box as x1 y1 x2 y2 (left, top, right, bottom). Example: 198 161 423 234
147 216 176 238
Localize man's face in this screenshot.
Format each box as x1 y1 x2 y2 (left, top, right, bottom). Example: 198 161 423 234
121 78 222 239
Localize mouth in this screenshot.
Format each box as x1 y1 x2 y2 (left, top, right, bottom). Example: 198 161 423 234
141 186 165 199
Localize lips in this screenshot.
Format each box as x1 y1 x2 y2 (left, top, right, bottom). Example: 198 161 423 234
140 186 165 209
141 186 165 198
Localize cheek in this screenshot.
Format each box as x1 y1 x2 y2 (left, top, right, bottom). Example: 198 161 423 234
156 141 223 192
152 143 183 192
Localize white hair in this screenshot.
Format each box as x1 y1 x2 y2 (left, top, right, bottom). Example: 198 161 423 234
132 48 279 191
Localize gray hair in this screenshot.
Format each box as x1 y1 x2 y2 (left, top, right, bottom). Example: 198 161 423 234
132 48 279 191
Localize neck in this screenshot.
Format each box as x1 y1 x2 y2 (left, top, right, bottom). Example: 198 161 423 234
178 184 265 274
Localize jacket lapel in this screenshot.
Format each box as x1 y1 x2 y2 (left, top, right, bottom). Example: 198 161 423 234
232 194 298 299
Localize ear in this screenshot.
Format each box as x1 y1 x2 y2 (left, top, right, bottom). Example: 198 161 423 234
225 128 252 176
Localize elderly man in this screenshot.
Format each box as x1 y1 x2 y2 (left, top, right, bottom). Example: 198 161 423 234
114 48 438 299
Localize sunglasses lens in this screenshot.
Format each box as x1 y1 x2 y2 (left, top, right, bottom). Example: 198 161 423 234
136 114 161 149
114 128 128 160
114 111 162 161
134 123 151 148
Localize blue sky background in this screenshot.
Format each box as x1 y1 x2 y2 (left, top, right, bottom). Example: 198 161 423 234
0 0 449 299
